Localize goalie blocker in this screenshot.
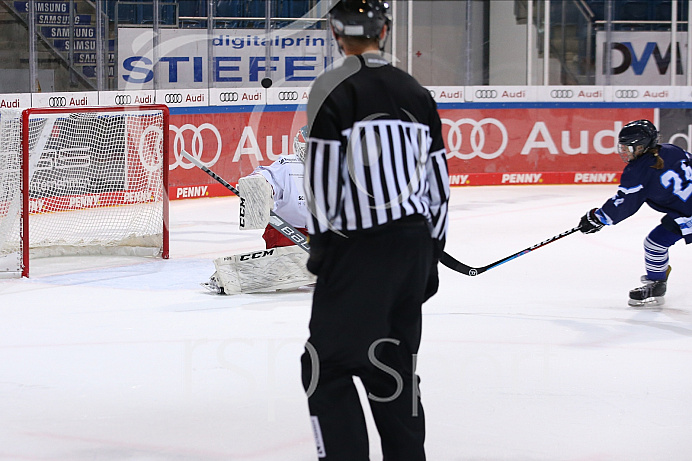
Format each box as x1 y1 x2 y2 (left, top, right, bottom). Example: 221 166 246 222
206 246 316 295
238 174 274 230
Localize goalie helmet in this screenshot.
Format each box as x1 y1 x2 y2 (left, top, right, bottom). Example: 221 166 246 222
293 125 308 162
329 0 391 40
617 119 659 163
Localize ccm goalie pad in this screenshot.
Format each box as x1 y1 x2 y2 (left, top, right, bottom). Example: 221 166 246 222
206 246 315 295
238 174 273 230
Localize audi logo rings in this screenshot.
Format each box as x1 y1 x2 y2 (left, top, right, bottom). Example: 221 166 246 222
278 91 299 101
475 89 498 99
165 93 183 104
48 96 67 107
170 123 223 170
615 89 639 99
442 117 508 160
138 125 164 173
114 94 132 105
550 89 573 99
219 92 239 103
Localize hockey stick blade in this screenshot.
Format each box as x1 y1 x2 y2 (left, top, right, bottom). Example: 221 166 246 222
180 150 310 253
440 226 581 276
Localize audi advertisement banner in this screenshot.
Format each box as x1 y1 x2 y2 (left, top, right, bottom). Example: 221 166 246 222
156 89 209 107
210 88 266 106
0 92 31 109
166 107 656 199
434 107 648 186
117 28 338 89
3 84 688 109
32 91 98 108
99 90 156 106
168 110 308 199
468 86 537 102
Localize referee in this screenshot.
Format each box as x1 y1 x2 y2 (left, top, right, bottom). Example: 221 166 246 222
300 1 450 459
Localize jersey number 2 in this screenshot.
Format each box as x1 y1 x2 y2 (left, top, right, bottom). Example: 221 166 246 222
661 162 692 201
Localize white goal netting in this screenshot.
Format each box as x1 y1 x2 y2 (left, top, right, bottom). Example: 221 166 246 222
0 106 168 276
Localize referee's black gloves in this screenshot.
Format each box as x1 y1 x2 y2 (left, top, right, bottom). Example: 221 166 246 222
306 233 329 275
423 238 445 302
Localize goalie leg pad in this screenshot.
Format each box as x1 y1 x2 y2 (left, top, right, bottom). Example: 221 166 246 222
238 174 273 230
213 246 316 294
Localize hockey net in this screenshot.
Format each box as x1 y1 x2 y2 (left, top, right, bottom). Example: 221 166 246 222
0 105 169 277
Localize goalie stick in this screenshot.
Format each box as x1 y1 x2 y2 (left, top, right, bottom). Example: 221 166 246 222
180 150 310 253
440 226 581 276
183 149 554 274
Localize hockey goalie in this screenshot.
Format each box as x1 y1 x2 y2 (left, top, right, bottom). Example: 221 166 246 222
203 126 315 295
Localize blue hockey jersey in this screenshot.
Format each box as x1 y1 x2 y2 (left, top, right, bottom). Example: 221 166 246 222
596 143 692 243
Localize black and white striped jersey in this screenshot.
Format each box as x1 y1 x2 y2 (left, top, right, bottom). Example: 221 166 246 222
305 53 450 241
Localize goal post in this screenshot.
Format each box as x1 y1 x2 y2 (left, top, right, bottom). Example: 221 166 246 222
0 104 169 277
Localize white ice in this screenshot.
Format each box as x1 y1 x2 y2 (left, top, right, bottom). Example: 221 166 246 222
1 185 691 461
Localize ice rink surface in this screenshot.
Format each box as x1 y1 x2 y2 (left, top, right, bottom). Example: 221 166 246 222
1 184 691 461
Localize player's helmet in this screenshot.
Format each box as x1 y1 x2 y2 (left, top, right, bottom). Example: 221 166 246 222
329 0 391 40
617 119 659 163
293 125 308 162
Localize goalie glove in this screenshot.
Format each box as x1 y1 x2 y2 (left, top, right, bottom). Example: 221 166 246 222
579 208 605 234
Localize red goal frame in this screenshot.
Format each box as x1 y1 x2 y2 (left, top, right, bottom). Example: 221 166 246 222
19 104 170 277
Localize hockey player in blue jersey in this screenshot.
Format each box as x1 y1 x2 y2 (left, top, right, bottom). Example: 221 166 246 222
579 119 692 306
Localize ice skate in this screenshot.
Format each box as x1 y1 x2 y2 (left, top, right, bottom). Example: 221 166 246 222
629 266 671 307
201 272 225 295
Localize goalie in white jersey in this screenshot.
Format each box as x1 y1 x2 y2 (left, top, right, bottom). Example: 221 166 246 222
203 126 315 295
244 126 310 248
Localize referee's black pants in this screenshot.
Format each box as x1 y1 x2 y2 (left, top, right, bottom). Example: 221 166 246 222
301 218 433 461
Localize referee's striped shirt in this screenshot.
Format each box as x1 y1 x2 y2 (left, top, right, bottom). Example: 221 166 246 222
305 53 450 242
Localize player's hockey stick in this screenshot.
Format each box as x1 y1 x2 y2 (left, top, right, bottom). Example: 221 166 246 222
440 226 581 276
180 150 310 253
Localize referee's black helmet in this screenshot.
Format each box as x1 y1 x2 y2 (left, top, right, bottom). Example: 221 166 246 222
329 0 391 39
